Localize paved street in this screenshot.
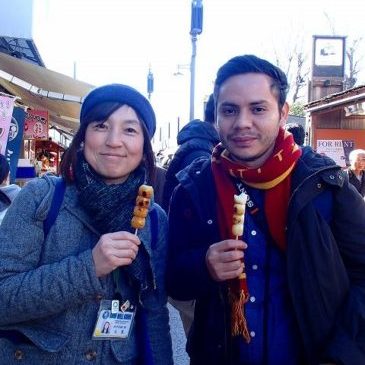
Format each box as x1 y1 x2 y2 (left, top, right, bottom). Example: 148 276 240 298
168 303 190 365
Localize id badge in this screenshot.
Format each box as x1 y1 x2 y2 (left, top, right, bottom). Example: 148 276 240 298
92 299 135 340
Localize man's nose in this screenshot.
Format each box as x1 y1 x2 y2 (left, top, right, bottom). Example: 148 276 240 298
234 109 252 128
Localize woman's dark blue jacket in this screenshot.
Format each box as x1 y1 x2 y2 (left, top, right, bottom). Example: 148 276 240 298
166 146 365 365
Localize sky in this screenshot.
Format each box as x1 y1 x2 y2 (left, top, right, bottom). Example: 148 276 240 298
31 0 365 148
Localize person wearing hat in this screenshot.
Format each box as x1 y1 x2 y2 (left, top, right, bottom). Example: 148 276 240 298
0 84 173 364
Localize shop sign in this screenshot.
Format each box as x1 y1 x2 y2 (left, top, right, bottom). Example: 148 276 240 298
0 95 15 154
316 139 354 167
23 109 49 139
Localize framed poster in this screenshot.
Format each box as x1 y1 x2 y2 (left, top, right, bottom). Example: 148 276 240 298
312 36 345 78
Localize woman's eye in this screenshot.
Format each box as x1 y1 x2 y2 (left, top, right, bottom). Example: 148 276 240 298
125 127 137 134
93 122 107 129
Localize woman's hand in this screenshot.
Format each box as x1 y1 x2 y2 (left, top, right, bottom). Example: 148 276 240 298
92 231 140 277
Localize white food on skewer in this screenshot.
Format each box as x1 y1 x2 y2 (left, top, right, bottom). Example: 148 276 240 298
232 192 248 238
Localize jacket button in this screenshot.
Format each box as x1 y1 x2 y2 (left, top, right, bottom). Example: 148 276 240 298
14 349 24 360
85 349 97 361
329 175 335 179
317 183 322 189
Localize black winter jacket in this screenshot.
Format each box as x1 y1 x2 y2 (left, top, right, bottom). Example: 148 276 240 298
162 120 219 211
166 147 365 365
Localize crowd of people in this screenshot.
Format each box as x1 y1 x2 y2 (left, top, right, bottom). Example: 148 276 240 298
0 55 364 365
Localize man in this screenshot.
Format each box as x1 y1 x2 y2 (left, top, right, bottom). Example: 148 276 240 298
162 94 219 212
346 149 365 197
166 55 365 365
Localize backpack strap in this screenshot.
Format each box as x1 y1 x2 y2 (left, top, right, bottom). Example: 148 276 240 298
43 177 66 238
149 207 158 250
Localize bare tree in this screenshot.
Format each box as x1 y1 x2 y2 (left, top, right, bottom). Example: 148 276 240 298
344 37 363 89
323 11 364 90
273 44 309 105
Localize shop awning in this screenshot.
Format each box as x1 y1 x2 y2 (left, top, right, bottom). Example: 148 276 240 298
0 52 94 134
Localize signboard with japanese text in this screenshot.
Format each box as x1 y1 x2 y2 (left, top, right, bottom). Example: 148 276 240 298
23 109 49 139
0 95 15 154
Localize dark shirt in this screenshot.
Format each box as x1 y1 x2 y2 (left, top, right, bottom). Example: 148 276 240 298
346 169 365 197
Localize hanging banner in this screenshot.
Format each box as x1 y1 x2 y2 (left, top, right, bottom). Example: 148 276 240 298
6 107 26 183
0 95 16 154
23 109 49 139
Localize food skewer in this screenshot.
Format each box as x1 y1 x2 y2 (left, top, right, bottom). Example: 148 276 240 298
232 192 248 278
131 184 154 235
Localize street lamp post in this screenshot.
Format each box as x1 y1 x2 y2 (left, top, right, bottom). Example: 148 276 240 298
189 0 203 121
147 66 154 100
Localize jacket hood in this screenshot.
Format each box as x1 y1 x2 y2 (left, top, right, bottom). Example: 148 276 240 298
0 184 21 202
299 146 339 172
177 120 219 146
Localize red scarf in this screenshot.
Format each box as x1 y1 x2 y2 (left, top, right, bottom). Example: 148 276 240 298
211 127 301 342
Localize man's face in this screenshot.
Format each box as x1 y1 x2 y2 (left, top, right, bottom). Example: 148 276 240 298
216 73 288 168
354 153 365 171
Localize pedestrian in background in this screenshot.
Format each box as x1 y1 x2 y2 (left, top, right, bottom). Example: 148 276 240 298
285 122 305 146
0 84 173 365
166 54 365 365
162 93 220 212
346 149 365 197
163 93 220 337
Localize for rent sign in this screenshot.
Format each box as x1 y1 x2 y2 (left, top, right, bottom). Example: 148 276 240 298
316 139 354 167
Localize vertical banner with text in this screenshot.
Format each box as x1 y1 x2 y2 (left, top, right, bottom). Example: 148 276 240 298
6 107 26 183
0 95 16 154
23 109 49 139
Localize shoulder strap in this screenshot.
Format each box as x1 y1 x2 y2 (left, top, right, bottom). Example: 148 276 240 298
43 177 66 238
149 208 158 250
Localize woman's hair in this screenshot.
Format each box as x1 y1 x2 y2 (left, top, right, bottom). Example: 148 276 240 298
0 154 10 185
0 190 11 206
60 102 155 184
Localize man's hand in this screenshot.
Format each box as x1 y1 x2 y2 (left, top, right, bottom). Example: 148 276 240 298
92 231 141 277
205 240 247 282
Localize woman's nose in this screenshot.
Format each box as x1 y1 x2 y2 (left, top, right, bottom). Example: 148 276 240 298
105 130 123 147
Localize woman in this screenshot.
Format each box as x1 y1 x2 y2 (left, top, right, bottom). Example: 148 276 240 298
0 84 173 364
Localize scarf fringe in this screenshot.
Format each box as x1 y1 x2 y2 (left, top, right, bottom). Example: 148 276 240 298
228 289 251 343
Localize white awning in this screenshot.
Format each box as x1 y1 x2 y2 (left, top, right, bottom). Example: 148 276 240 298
0 52 94 134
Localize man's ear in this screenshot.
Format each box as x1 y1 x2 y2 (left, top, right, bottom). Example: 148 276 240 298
279 102 289 127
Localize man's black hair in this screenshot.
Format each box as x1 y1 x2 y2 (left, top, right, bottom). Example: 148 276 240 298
213 54 289 109
204 94 215 124
285 123 305 146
